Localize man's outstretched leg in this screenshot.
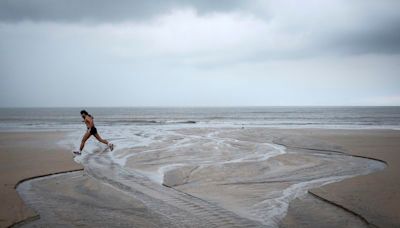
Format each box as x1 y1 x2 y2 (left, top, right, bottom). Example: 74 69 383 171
74 131 91 155
94 133 114 151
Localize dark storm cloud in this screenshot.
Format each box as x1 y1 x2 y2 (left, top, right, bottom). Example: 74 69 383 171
326 23 400 55
1 0 400 56
0 0 245 23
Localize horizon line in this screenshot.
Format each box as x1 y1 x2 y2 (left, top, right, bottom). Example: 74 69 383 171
1 105 399 109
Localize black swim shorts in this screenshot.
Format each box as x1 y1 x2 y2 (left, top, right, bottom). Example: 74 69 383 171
89 127 98 135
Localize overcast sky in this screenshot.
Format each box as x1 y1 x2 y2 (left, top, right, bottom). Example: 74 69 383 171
1 0 400 107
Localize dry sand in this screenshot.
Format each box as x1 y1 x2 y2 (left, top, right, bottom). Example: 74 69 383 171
0 132 82 228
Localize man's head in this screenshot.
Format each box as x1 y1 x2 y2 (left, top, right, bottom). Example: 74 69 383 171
80 110 89 119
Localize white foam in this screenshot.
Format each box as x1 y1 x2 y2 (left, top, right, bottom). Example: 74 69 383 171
60 125 286 185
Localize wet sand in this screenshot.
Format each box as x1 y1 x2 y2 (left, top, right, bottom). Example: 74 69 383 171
6 128 400 227
304 129 400 228
17 172 179 227
160 128 384 227
0 132 83 227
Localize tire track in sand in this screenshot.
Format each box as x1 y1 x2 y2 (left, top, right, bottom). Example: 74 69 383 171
82 151 265 228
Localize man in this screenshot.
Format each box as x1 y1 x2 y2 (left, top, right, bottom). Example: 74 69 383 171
73 110 114 155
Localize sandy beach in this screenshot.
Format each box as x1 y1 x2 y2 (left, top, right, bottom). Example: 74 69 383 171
277 129 400 228
309 130 400 228
2 128 399 227
0 132 83 227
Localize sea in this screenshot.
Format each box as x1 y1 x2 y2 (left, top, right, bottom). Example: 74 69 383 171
1 106 400 131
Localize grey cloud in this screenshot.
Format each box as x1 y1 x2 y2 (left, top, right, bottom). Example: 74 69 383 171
1 0 400 61
0 0 245 23
325 23 400 55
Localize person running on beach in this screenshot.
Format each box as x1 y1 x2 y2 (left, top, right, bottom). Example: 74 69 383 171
73 110 114 155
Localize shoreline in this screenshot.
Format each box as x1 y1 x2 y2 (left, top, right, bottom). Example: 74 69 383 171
3 128 399 227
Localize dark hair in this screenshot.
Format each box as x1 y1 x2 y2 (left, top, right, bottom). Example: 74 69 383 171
80 110 89 115
80 110 93 118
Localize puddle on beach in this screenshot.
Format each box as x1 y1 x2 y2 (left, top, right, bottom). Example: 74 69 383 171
18 127 385 227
